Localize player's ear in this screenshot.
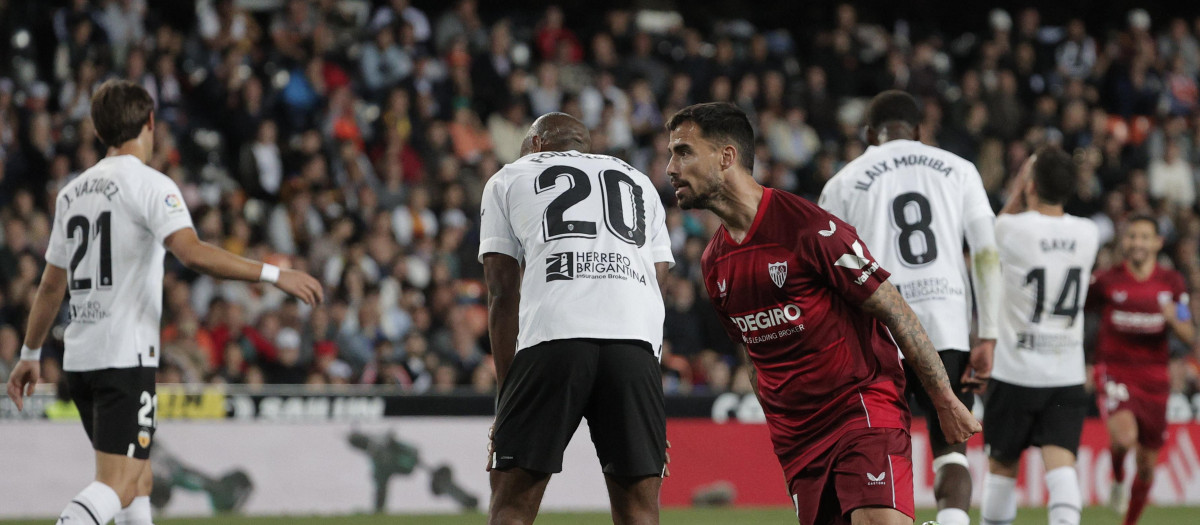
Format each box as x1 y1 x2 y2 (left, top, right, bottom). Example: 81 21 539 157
865 125 878 146
721 144 736 171
913 123 922 142
146 111 155 133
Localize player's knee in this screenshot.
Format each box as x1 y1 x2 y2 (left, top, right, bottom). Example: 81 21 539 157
1135 462 1156 481
850 507 912 525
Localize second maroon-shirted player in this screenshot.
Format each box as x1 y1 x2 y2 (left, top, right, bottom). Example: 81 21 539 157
666 102 979 525
1087 216 1195 525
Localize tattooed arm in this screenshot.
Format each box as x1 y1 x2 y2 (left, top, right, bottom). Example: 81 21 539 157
860 281 981 444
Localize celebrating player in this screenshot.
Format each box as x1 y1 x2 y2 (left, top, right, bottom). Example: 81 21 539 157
668 102 978 525
819 90 1001 525
1088 214 1195 525
980 148 1099 525
5 80 323 525
480 113 673 524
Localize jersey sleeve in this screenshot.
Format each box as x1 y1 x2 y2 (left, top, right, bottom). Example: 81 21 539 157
648 191 675 267
142 175 195 244
799 216 891 305
43 193 70 269
477 170 523 262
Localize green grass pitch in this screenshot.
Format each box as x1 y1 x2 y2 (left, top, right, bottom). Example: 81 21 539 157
3 507 1198 524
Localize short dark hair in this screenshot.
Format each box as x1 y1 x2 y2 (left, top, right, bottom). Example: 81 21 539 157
666 102 755 170
1031 146 1077 205
866 90 921 129
91 79 154 148
1127 214 1160 235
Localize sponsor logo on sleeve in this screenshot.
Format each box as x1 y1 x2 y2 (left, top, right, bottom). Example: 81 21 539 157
834 241 881 285
164 194 185 213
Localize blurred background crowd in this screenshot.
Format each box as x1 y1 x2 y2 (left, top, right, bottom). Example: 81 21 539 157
1 0 1200 401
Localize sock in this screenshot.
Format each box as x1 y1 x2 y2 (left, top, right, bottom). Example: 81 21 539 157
58 481 122 525
1124 476 1152 525
1045 466 1081 525
981 472 1017 525
1111 448 1126 482
115 496 153 525
936 507 970 525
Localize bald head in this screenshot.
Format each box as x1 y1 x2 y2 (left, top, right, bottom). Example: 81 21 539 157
521 112 591 156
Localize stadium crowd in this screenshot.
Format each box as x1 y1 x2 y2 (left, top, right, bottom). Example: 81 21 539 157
1 0 1199 399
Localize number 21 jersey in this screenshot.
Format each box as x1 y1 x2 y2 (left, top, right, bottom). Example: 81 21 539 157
478 151 674 354
44 155 195 371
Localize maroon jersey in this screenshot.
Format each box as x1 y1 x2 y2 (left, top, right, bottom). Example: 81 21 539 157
701 188 909 481
1087 263 1189 392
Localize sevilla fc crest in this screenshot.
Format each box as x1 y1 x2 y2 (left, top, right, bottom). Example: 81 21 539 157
768 261 788 288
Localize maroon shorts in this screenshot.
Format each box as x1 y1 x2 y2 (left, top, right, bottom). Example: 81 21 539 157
786 427 914 525
1096 364 1168 450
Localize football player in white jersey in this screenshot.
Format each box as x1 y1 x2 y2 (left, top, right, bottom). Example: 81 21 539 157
6 80 323 525
480 113 673 524
980 147 1098 525
819 90 1001 525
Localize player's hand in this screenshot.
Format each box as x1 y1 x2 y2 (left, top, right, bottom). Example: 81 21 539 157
960 340 994 394
663 439 671 477
274 269 324 306
5 360 40 411
486 424 495 473
935 398 981 445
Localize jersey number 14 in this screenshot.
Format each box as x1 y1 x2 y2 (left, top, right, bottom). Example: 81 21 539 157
67 211 114 291
1025 267 1083 325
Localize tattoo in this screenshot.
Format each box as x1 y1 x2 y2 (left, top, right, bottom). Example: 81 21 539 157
860 281 952 398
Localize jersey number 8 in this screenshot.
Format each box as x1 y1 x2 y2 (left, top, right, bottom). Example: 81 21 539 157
536 165 647 247
891 193 937 266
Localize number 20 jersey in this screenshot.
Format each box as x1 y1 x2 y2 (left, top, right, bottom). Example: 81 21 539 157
477 151 674 355
992 211 1098 387
44 155 195 371
819 139 994 352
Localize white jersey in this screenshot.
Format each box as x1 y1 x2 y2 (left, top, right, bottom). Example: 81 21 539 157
992 211 1098 387
478 151 674 355
819 139 995 351
44 155 194 371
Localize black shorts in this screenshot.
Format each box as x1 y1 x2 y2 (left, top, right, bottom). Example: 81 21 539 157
491 338 666 477
983 379 1088 463
66 366 157 459
905 350 973 453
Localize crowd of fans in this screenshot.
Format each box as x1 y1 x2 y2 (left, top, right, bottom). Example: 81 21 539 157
1 1 1200 400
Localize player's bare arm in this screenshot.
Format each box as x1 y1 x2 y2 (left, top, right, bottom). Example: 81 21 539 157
860 281 981 443
654 262 670 290
483 253 522 386
964 221 1001 393
5 264 68 411
998 154 1035 216
164 228 323 305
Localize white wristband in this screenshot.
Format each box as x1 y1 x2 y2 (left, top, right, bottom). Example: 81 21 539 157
259 263 281 284
19 345 41 361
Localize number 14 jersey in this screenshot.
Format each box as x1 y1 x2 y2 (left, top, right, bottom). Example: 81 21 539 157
993 211 1098 387
44 155 195 371
478 151 674 355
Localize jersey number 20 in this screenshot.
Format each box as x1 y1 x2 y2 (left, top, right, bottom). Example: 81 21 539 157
536 165 647 247
67 211 114 291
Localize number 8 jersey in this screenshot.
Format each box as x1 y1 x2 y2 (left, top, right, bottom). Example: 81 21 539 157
44 155 195 371
478 151 674 356
819 139 997 352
